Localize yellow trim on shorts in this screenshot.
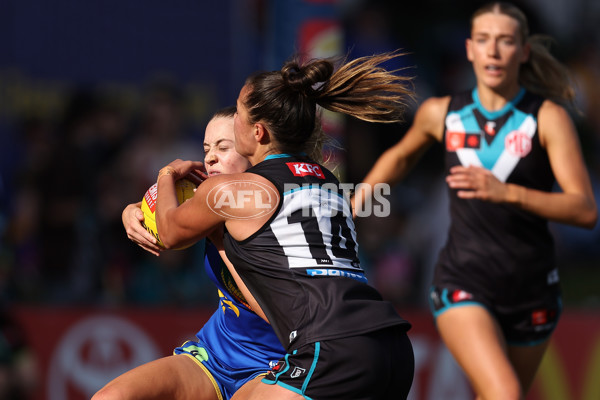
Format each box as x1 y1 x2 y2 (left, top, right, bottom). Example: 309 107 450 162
180 353 223 400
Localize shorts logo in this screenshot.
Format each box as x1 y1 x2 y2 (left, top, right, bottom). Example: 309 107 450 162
505 130 532 158
266 360 287 380
286 162 325 179
451 289 473 303
290 366 306 378
547 268 559 285
430 289 443 310
532 309 548 325
271 360 286 372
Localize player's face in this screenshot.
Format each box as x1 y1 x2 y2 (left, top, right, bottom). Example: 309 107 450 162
203 116 251 176
233 85 257 158
466 12 529 94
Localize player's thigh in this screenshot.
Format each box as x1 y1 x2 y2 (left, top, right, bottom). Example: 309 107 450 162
507 340 550 394
92 354 219 400
436 305 520 398
231 375 303 400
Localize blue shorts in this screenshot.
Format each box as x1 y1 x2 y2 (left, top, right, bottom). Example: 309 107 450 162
174 340 270 400
429 285 562 346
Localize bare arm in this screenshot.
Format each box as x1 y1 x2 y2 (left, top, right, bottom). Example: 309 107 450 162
352 96 449 214
155 160 226 249
446 100 597 228
155 159 278 249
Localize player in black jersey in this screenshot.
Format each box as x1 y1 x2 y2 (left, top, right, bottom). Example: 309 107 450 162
152 51 416 399
354 2 597 400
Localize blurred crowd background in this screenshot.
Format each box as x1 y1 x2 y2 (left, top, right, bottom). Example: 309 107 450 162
0 0 598 311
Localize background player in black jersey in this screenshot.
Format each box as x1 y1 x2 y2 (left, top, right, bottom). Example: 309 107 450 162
152 51 416 399
354 2 597 400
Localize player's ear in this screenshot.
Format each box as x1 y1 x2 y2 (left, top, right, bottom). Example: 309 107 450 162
254 123 270 144
466 38 474 62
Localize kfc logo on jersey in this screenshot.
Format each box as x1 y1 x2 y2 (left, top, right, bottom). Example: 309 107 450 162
505 130 532 158
287 162 325 179
446 131 481 151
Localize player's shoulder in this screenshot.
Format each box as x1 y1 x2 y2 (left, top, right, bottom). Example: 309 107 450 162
538 98 568 118
537 99 575 147
419 95 452 115
537 99 573 133
412 96 451 140
414 96 452 125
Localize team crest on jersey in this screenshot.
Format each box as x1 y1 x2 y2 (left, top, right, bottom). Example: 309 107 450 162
505 130 532 158
446 131 481 151
218 290 240 317
484 121 496 136
286 162 325 179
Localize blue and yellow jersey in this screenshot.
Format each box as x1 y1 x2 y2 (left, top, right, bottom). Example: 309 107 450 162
197 242 285 366
174 241 284 399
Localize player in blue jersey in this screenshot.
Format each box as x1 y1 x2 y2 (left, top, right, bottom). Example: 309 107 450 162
152 51 416 399
92 107 285 400
354 2 597 399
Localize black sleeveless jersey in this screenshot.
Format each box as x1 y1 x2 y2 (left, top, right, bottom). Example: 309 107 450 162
435 88 559 304
224 154 410 350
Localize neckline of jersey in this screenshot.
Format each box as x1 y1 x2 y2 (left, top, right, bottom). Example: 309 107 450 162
471 87 525 120
265 152 306 160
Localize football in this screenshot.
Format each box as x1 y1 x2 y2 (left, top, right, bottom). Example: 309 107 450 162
140 178 197 249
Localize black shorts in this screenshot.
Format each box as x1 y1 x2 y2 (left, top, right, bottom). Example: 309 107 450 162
429 285 562 346
262 325 414 400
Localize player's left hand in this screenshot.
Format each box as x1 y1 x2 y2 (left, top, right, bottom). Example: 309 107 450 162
446 165 507 203
123 202 163 256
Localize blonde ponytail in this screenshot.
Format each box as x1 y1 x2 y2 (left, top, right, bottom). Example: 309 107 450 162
520 34 576 104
